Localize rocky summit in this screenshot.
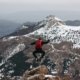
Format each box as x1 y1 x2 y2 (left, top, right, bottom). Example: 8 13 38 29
22 65 60 80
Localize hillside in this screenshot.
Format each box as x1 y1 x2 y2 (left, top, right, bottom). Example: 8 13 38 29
7 22 36 37
0 15 80 80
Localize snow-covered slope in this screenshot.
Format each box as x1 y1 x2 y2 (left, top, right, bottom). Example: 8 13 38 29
30 15 80 48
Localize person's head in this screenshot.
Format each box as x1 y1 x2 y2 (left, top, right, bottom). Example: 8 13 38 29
38 37 41 40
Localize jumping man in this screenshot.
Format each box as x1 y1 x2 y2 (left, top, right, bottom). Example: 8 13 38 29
30 37 50 61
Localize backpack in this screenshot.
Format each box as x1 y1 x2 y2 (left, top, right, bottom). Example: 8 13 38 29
35 40 42 48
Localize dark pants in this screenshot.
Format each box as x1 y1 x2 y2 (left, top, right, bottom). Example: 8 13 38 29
33 48 45 58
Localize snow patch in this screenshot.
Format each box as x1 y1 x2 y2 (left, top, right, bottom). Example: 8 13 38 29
54 16 62 21
21 25 28 29
8 70 14 74
45 75 55 77
3 36 18 41
73 43 80 48
51 71 58 74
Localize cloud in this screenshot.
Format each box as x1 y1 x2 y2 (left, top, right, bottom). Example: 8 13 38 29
0 0 79 4
0 0 80 14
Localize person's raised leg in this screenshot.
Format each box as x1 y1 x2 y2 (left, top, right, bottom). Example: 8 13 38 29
33 50 37 58
38 50 45 62
41 50 45 58
33 50 39 62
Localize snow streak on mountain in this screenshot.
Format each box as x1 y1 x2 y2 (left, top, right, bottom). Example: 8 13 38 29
30 15 80 48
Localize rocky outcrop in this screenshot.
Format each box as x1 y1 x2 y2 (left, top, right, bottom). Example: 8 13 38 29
22 65 61 80
22 65 49 80
1 76 12 80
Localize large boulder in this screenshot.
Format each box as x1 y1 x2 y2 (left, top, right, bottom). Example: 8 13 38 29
22 65 49 80
22 65 61 80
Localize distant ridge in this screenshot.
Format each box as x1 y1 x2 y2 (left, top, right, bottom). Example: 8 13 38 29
65 20 80 26
0 19 20 37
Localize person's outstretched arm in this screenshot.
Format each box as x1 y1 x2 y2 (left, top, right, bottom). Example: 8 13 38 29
30 41 36 45
42 39 50 45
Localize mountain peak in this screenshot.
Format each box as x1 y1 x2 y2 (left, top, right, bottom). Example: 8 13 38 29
46 15 61 21
35 15 65 31
45 15 65 26
46 15 55 19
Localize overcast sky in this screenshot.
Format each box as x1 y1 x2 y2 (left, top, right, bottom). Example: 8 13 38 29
0 0 80 22
0 0 80 14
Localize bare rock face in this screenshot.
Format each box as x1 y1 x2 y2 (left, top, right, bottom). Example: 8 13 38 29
26 74 45 80
22 65 61 80
22 65 49 80
47 76 60 80
1 76 12 80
